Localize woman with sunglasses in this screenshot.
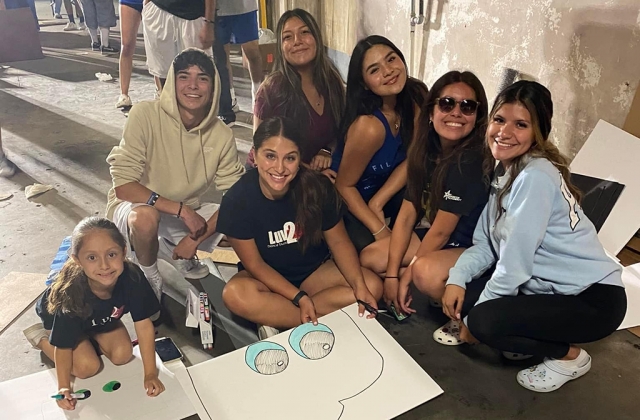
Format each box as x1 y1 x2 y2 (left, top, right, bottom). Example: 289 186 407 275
332 35 428 254
360 71 489 328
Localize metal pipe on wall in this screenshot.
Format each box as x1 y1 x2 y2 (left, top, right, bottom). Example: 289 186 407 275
409 0 426 75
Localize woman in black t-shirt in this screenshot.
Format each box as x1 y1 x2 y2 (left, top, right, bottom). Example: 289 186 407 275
22 217 164 411
360 72 490 325
218 117 383 338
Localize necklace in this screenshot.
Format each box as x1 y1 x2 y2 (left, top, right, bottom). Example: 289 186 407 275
383 111 400 131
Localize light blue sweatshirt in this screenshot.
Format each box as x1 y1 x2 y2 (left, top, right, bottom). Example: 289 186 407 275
447 157 623 307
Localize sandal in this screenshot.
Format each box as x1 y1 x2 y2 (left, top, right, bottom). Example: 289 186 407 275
517 350 591 393
502 351 533 361
432 320 463 346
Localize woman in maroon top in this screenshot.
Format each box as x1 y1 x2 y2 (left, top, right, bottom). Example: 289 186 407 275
247 9 345 179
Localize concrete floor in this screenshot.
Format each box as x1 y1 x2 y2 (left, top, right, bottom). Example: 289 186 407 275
1 2 640 419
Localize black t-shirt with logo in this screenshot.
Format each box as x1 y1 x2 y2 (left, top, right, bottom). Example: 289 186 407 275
36 264 160 348
410 148 489 248
150 0 205 20
217 169 345 284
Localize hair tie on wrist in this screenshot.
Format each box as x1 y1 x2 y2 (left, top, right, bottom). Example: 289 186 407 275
372 223 388 236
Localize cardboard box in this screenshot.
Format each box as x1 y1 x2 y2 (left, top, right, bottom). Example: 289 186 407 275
243 43 277 74
0 7 43 63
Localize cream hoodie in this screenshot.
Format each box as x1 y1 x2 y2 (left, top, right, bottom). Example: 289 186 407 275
106 55 245 219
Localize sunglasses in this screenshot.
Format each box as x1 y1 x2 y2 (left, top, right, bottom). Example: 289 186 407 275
436 97 480 116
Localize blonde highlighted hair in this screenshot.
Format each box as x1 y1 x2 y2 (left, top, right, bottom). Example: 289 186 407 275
486 81 581 222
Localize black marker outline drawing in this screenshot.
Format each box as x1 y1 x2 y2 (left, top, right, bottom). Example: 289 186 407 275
186 307 384 420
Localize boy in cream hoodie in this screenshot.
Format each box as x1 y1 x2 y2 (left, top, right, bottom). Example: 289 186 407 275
106 48 244 299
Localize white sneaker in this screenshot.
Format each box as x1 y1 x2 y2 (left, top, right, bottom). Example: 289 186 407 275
157 238 210 279
517 349 591 393
258 325 280 340
77 22 86 30
0 157 16 178
23 323 48 349
115 94 132 108
63 22 78 31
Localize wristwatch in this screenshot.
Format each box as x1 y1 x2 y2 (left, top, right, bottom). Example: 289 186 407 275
291 290 308 307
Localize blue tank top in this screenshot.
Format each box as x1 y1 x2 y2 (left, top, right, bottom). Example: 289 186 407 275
331 109 407 201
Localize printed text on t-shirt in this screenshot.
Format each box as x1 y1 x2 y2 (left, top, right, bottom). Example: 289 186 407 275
268 221 299 248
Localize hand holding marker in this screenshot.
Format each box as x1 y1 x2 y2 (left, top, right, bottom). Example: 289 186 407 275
51 390 91 400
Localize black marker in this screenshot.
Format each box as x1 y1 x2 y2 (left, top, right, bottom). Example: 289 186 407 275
356 300 379 316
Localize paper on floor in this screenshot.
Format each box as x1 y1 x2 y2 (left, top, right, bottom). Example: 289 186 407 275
179 303 443 420
0 353 196 420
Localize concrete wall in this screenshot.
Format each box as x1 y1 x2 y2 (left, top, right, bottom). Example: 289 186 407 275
356 0 640 158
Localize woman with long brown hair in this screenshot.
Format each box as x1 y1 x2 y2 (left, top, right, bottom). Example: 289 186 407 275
246 9 345 175
360 71 489 324
442 80 626 392
218 117 382 339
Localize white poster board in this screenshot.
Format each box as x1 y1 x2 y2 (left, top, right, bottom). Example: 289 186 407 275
570 120 640 255
179 303 443 420
618 263 640 330
0 351 196 420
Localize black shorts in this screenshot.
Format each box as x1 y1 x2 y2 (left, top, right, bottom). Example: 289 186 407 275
237 254 331 287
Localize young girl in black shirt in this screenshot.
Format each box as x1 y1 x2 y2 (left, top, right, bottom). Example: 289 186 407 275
218 117 383 339
23 217 164 411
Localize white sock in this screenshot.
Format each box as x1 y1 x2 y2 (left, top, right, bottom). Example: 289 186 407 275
230 87 237 103
88 28 98 44
139 262 162 300
99 27 110 47
555 349 589 366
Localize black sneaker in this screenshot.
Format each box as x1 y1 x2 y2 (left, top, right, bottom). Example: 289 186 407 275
91 42 100 51
101 44 120 55
218 114 236 127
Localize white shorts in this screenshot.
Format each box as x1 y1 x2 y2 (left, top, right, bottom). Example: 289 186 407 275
142 1 213 78
112 201 222 258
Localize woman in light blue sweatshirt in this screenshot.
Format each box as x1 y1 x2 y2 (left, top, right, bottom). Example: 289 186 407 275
441 81 626 393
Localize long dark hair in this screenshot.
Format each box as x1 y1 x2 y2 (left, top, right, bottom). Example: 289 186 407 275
406 71 489 221
47 217 136 318
253 117 342 252
340 35 428 149
258 9 345 137
487 80 581 222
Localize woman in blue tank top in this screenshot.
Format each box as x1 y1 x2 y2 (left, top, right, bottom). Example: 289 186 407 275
332 35 428 253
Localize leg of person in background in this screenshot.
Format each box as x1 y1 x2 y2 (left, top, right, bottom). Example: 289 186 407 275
222 44 238 112
0 129 16 178
214 14 235 125
53 0 62 18
241 39 264 103
79 0 100 50
62 0 78 30
74 0 86 29
116 3 142 108
24 0 40 30
95 0 119 55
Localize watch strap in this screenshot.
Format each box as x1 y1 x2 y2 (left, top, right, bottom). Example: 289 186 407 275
291 290 308 307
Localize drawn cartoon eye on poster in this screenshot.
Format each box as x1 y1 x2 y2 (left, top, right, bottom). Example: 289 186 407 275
0 351 196 420
182 303 443 420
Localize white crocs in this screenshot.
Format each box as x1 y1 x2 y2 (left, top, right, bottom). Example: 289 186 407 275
432 320 463 346
517 349 591 393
